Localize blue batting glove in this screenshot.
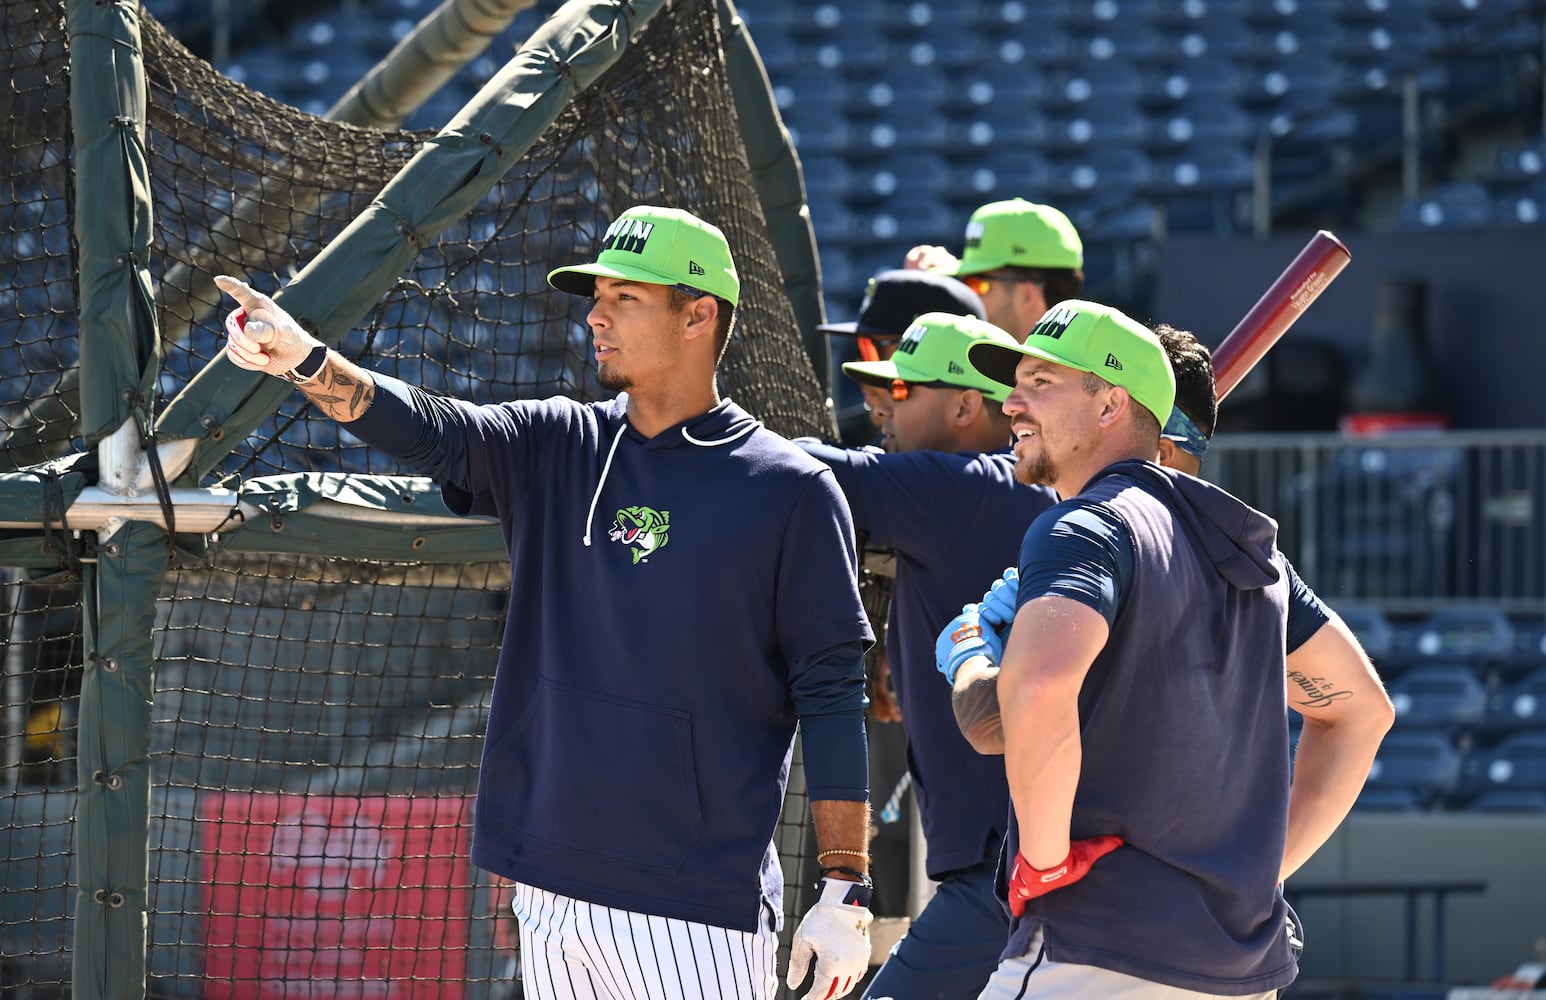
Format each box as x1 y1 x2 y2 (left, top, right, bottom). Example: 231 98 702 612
977 567 1019 630
935 604 1004 685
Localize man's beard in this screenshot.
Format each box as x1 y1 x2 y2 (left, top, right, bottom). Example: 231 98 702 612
1014 447 1055 487
597 365 631 392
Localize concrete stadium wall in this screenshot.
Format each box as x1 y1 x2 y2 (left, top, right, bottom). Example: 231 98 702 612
1292 813 1546 987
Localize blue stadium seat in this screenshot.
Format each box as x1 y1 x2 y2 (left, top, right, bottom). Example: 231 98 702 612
1332 604 1395 665
1139 60 1244 109
844 65 949 118
1405 608 1515 667
848 155 950 205
1493 137 1546 186
1364 728 1464 806
860 196 958 246
944 151 1057 206
1149 146 1254 195
1483 668 1546 734
1507 619 1546 673
799 156 852 204
1042 148 1152 199
1387 665 1489 731
938 63 1049 115
1043 104 1149 152
1494 185 1546 228
1144 99 1255 152
1461 732 1546 796
943 111 1051 153
1397 181 1495 230
1043 63 1145 111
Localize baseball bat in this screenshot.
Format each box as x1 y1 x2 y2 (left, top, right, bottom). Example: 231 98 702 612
1212 230 1351 401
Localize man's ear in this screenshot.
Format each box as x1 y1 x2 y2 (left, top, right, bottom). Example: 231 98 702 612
954 389 986 427
682 295 719 341
1096 386 1130 429
1157 438 1178 466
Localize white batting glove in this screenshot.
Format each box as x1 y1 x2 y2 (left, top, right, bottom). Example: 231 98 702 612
786 877 873 1000
214 275 326 381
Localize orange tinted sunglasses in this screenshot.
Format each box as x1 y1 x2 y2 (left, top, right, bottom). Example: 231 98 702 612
888 378 975 401
959 272 1036 297
856 336 901 363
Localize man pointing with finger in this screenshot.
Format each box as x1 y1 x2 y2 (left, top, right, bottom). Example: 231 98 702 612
215 205 877 1000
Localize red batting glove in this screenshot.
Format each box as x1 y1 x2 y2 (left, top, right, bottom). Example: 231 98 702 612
1007 835 1125 916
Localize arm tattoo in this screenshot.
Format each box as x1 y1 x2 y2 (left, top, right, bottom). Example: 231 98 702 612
1287 670 1354 710
298 356 376 423
952 672 1005 754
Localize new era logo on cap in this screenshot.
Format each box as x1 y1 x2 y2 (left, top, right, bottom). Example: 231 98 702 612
689 261 705 276
948 360 966 374
1105 353 1123 371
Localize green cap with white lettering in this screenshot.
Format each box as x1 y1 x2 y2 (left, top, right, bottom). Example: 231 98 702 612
968 299 1176 424
842 312 1020 403
548 205 740 307
947 198 1084 276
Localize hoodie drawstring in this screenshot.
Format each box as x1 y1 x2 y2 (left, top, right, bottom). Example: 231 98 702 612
582 415 761 546
583 427 626 547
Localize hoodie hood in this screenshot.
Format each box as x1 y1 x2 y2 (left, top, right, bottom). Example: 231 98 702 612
1090 459 1281 590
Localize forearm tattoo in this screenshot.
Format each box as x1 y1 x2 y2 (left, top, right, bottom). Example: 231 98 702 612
952 672 1005 752
299 356 375 423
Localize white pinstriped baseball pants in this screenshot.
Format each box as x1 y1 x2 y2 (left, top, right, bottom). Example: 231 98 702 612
977 931 1277 1000
510 882 780 1000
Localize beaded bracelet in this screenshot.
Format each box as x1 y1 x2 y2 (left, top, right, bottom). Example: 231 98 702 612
816 848 870 863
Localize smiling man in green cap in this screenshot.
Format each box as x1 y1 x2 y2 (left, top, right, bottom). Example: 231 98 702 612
213 204 878 1000
937 299 1391 999
905 198 1085 341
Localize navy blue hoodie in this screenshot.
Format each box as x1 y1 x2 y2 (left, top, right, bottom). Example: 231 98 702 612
347 377 873 931
1002 459 1298 995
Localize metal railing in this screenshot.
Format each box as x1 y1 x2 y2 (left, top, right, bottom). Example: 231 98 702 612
1205 430 1546 615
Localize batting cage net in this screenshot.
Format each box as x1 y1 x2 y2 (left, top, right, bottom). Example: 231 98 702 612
2 0 833 994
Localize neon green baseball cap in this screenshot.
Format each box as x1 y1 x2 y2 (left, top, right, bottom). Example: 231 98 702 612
947 198 1084 276
548 205 740 307
967 299 1176 424
842 312 1021 403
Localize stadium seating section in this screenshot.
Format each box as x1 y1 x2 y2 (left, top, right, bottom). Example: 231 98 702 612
1306 605 1546 812
137 0 1546 318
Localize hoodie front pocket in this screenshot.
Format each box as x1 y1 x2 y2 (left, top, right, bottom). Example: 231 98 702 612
482 676 705 875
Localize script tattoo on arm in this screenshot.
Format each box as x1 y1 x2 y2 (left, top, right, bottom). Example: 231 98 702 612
952 668 1006 755
298 355 376 423
1287 670 1354 710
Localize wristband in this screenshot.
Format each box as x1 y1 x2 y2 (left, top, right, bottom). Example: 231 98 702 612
817 866 872 888
282 344 328 383
813 874 874 909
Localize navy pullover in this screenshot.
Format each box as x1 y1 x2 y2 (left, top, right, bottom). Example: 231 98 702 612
1002 460 1299 995
347 378 873 931
799 443 1056 877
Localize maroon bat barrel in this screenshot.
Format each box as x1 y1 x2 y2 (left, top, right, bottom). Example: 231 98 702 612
1212 231 1352 401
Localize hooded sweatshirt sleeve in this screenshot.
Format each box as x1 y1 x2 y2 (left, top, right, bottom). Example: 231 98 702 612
780 469 874 801
339 373 563 515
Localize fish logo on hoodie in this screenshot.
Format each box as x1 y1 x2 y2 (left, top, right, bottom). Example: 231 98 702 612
609 505 670 563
